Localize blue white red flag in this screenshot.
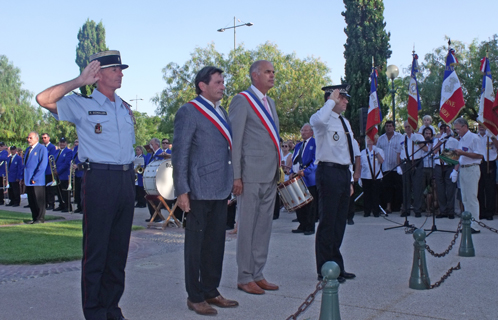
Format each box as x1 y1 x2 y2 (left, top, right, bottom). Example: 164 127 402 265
477 57 498 137
439 46 465 124
407 52 421 131
366 66 382 141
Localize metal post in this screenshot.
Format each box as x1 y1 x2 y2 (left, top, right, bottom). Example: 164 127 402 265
409 228 430 289
319 261 341 320
391 79 396 126
459 211 475 257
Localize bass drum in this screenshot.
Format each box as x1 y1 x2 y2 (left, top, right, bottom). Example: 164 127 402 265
143 160 175 200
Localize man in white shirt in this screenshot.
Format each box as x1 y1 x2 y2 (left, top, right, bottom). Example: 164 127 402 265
477 124 498 220
397 121 428 217
453 118 484 232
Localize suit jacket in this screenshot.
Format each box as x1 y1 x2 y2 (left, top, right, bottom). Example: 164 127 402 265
45 142 57 175
24 144 48 186
55 147 73 180
229 87 280 183
172 101 233 200
290 138 316 187
0 150 9 176
147 148 164 164
8 154 23 182
73 145 84 178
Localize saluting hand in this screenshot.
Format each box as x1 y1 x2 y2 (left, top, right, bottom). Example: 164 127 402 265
79 60 101 86
328 89 341 104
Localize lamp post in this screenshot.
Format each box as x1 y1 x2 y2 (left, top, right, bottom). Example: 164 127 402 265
130 95 143 111
386 64 399 127
217 17 254 52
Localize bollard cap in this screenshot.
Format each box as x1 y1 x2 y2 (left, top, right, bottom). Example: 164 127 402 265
461 211 472 220
412 228 426 241
321 261 341 280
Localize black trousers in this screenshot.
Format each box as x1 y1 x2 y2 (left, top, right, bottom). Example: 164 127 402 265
273 191 281 219
315 164 350 274
227 199 236 229
135 185 146 207
185 199 227 303
401 160 424 214
296 185 317 232
434 165 456 216
59 180 71 210
45 174 55 207
363 179 382 216
26 185 46 222
478 160 497 219
7 181 21 205
381 170 403 211
81 168 135 320
74 176 82 210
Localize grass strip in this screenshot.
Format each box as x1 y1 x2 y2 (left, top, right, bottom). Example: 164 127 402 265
0 210 64 225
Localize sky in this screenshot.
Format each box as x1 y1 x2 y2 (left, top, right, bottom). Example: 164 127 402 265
2 0 497 116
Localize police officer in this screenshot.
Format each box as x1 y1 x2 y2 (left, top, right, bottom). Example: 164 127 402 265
310 84 360 283
36 50 135 320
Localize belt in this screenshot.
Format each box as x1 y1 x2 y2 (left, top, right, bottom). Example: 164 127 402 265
77 162 134 171
318 162 349 169
460 163 479 168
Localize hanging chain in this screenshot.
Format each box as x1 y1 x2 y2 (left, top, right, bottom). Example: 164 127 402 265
429 262 461 289
472 218 498 234
286 280 325 320
425 220 462 257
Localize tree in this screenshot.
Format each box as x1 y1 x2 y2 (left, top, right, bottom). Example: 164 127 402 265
76 19 108 96
342 0 392 137
153 42 331 136
0 55 45 147
133 111 162 147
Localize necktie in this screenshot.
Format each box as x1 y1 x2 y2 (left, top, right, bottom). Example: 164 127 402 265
25 147 32 163
262 96 272 119
338 115 354 165
55 149 62 162
293 141 305 165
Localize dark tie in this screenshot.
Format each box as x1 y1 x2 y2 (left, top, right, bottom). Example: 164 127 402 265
25 147 32 163
293 141 305 165
55 149 62 162
339 115 354 165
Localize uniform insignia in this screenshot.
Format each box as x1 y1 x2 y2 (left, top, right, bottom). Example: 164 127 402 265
89 111 107 115
333 132 340 141
310 146 314 150
34 152 37 156
462 147 468 152
95 123 102 134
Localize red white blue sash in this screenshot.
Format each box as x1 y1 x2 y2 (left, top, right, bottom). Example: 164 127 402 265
189 96 233 149
239 90 281 164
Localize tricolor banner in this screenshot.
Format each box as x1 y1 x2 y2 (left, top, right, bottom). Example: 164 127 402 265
477 57 498 137
407 52 421 131
439 46 465 124
366 66 382 141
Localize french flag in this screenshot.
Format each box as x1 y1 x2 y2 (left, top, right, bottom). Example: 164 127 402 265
407 52 421 131
366 65 382 141
439 43 465 124
477 56 498 137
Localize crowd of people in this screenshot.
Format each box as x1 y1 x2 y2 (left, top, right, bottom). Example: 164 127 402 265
1 49 496 320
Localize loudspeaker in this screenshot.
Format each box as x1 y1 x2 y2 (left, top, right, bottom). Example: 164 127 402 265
359 107 368 137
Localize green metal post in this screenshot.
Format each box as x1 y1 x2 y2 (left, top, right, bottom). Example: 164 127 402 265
459 211 475 257
409 229 430 290
319 261 341 320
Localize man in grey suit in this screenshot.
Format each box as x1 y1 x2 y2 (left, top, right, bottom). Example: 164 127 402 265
229 60 281 295
173 66 238 316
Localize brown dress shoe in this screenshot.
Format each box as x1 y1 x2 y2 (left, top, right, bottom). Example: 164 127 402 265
205 295 239 308
237 281 265 295
255 279 279 291
187 299 217 316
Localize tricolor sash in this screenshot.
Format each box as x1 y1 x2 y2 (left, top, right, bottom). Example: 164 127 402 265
239 90 281 165
189 96 233 149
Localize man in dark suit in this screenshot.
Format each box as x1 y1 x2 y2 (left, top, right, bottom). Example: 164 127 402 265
290 123 317 235
7 146 23 206
173 66 237 316
41 133 57 210
24 132 48 223
229 60 281 295
53 137 73 212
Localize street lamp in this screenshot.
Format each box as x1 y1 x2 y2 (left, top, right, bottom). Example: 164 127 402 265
130 95 143 111
386 64 399 126
217 17 254 52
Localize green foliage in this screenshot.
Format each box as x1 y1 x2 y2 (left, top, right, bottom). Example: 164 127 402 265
75 19 108 96
342 0 392 137
152 42 331 136
133 111 162 147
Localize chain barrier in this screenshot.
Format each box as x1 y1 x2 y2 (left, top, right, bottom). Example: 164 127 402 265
425 220 462 257
286 280 325 320
472 218 498 234
428 262 461 289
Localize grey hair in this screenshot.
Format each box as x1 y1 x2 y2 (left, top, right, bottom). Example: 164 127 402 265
150 138 160 147
453 118 468 127
249 60 266 83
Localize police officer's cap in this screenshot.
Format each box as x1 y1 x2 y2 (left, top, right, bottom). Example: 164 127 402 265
10 146 16 150
89 50 129 70
322 84 351 98
59 137 67 143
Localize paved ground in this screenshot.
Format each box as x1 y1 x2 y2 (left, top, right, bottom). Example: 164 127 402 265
1 198 497 320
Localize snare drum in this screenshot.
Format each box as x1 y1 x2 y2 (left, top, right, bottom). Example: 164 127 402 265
277 175 313 211
143 160 175 200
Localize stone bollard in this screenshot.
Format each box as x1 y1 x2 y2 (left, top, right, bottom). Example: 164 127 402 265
459 211 475 257
319 261 341 320
409 229 430 290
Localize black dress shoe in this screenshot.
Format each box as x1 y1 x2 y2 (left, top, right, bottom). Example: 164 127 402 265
304 230 315 235
145 218 151 222
318 274 346 283
74 208 82 213
5 203 13 206
12 204 19 207
341 272 356 279
347 218 354 225
24 205 30 208
400 212 410 217
292 218 298 222
53 207 63 211
415 213 422 217
292 229 305 233
47 205 54 210
486 216 494 221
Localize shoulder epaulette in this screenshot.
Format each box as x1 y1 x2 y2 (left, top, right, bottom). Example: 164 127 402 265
71 91 92 99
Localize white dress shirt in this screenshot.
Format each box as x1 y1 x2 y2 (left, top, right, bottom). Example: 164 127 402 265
477 131 497 161
360 147 384 179
458 131 484 165
377 132 402 171
398 133 425 161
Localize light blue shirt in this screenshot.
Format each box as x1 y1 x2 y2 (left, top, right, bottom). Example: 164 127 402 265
55 89 135 165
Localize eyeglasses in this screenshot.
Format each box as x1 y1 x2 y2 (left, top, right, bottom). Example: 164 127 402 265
282 145 289 148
